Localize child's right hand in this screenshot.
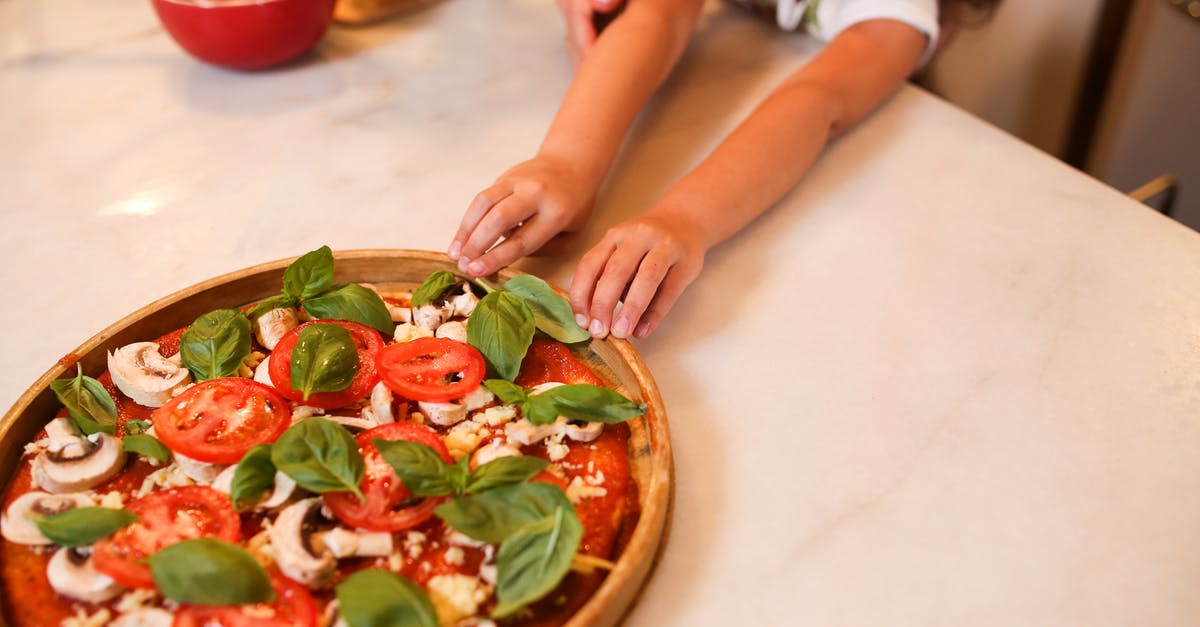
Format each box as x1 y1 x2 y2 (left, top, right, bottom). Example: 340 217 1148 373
556 0 622 66
449 155 594 278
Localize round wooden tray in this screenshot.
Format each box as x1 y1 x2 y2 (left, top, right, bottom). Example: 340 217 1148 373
0 249 673 627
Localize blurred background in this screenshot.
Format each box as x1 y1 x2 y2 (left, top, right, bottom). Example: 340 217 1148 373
925 0 1200 229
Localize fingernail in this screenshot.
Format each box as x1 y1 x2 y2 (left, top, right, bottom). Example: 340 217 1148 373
574 314 589 328
457 257 471 272
466 261 486 276
589 319 606 337
634 321 652 338
611 318 631 338
448 241 462 261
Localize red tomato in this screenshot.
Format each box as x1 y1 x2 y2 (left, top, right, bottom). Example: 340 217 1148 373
93 486 240 589
324 422 452 532
173 571 319 627
376 337 486 402
152 378 291 464
268 320 383 410
151 0 336 71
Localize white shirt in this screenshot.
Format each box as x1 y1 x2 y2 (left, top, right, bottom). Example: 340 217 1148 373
773 0 940 66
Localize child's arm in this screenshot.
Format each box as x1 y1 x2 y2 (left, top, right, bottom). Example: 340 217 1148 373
449 0 704 277
572 19 929 339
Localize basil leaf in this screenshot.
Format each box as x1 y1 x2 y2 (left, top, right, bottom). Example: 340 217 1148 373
146 538 274 605
492 506 583 618
411 271 459 308
290 324 359 401
231 444 276 510
124 419 151 435
467 291 535 381
434 483 573 544
49 364 117 436
31 507 138 547
246 293 297 321
303 283 396 336
465 456 548 494
373 439 457 498
122 434 171 463
522 394 560 426
536 384 646 424
336 569 438 627
283 245 336 301
272 419 365 500
180 309 252 381
483 379 527 405
501 275 590 343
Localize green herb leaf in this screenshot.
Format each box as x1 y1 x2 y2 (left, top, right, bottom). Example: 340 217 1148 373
501 275 590 343
49 364 117 436
373 439 459 498
272 419 365 500
492 506 583 618
122 434 171 464
124 419 151 435
434 483 573 544
336 569 438 627
146 538 274 605
31 507 138 547
180 309 252 381
283 245 336 301
303 283 396 336
483 379 527 405
246 294 297 321
290 324 359 401
534 384 646 424
465 456 549 494
411 271 460 308
522 394 560 426
467 291 535 381
231 444 276 510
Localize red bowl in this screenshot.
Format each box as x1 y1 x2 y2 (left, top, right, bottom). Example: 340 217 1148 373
151 0 337 70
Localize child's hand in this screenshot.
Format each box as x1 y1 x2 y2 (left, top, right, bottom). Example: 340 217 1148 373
570 210 706 340
449 156 594 278
556 0 622 66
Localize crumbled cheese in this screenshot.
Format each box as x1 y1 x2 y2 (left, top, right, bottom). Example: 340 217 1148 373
292 405 325 421
98 491 126 509
246 528 275 568
565 476 608 503
462 386 495 411
545 464 567 481
444 546 465 566
544 433 569 462
394 322 435 343
410 412 427 425
472 440 520 467
585 470 606 486
475 405 516 427
446 531 486 549
404 531 427 559
135 462 194 497
388 551 405 572
114 588 159 614
62 607 112 627
23 437 50 458
445 421 486 461
427 574 492 626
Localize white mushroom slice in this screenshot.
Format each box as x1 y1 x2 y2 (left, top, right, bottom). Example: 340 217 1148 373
111 608 174 627
418 401 468 427
211 464 237 494
47 547 125 603
388 302 413 324
44 417 81 449
366 382 395 425
449 284 479 318
1 491 95 545
254 307 299 351
324 415 380 431
435 321 468 343
270 499 336 588
254 355 274 387
528 382 565 395
261 472 298 509
107 342 191 408
174 453 227 485
394 322 435 343
505 416 603 446
33 432 126 494
462 386 495 412
562 421 604 442
316 528 394 558
413 302 453 330
471 441 521 469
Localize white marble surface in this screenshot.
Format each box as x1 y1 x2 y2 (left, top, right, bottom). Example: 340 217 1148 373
6 0 1200 625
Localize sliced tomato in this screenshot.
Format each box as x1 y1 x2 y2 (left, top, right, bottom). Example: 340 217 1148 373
377 337 485 402
324 422 452 532
173 571 319 627
92 486 240 589
152 378 291 464
268 320 383 410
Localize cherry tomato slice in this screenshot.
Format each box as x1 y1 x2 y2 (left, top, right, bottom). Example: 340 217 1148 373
268 320 383 410
92 486 240 589
377 337 485 402
173 571 320 627
152 378 291 464
324 422 452 532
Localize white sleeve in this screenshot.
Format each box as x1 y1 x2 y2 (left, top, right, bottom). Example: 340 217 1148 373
809 0 940 68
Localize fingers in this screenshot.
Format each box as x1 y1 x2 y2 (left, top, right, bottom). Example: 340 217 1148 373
609 248 673 338
587 244 650 337
457 193 537 274
570 239 616 329
464 215 562 277
451 183 512 261
632 268 693 339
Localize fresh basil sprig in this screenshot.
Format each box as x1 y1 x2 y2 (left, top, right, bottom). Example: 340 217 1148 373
501 275 590 343
31 506 138 547
283 245 336 301
247 246 394 335
122 434 171 463
180 309 252 381
336 569 438 627
467 291 535 381
434 482 572 545
374 440 547 498
492 505 583 618
290 324 359 401
271 419 365 500
231 444 276 510
146 538 274 605
411 270 459 308
303 283 396 336
49 364 117 436
124 419 151 435
482 379 645 426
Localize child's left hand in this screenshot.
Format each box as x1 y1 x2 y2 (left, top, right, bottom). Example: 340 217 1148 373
570 209 706 340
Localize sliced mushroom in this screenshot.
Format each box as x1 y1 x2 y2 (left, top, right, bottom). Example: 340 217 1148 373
174 453 227 485
33 431 126 494
505 416 602 446
110 608 174 627
324 415 381 431
254 307 299 351
314 527 395 558
213 468 296 510
363 382 395 425
413 301 454 330
418 400 468 427
435 320 468 343
471 440 521 469
254 354 275 387
388 302 413 324
269 498 336 588
393 322 435 343
107 342 191 408
211 464 236 494
47 547 125 603
1 491 95 545
448 282 479 318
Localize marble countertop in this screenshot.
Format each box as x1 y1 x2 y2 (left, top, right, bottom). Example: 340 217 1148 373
6 0 1200 624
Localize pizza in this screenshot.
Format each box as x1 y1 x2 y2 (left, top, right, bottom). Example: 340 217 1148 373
0 247 648 627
